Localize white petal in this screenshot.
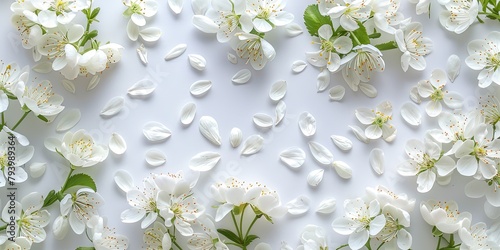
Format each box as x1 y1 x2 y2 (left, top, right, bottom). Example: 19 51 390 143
299 112 316 137
139 27 162 42
255 243 272 250
331 135 353 151
32 61 52 73
137 43 148 64
269 80 287 102
253 113 274 128
307 169 324 187
446 54 461 83
329 85 345 101
143 121 172 142
332 161 352 179
87 75 100 91
292 60 307 73
199 116 222 146
56 109 81 132
192 15 218 33
287 195 310 215
190 80 212 96
188 54 206 71
191 0 209 15
168 0 184 14
164 44 187 61
359 83 377 98
61 79 76 94
229 127 243 148
275 100 286 125
109 133 127 155
410 86 422 104
317 68 330 92
44 137 61 152
401 102 422 126
285 23 303 37
316 198 336 214
308 141 334 165
145 149 166 167
127 19 139 41
114 169 134 193
180 102 196 125
189 151 221 171
369 148 384 175
279 147 306 169
232 69 252 84
128 79 157 96
29 162 46 178
227 53 238 64
241 135 264 156
100 96 125 117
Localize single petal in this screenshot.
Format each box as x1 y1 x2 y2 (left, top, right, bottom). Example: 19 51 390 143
308 141 334 165
137 44 148 64
349 230 369 250
189 151 221 171
199 116 221 146
114 169 135 193
446 54 461 82
100 96 125 117
164 44 187 61
349 125 370 143
275 100 287 125
168 0 184 14
365 125 383 139
443 92 463 109
269 80 287 102
227 53 238 64
32 61 52 74
329 85 345 101
143 121 172 142
109 133 127 155
87 75 100 91
355 108 376 125
292 60 307 73
464 180 487 199
425 101 442 117
369 148 384 175
232 69 252 84
190 80 212 96
401 102 422 126
280 147 306 168
145 149 167 167
56 109 81 132
359 83 377 98
286 195 310 215
191 0 209 15
240 135 264 156
285 23 303 37
128 79 157 96
456 155 478 176
307 169 324 187
299 112 316 136
317 68 330 92
139 27 162 42
316 198 336 214
332 161 352 179
131 13 146 26
331 135 353 151
188 54 206 71
127 19 139 41
253 113 274 128
410 86 422 104
61 79 76 94
416 170 436 193
180 102 196 125
29 162 46 179
229 127 243 148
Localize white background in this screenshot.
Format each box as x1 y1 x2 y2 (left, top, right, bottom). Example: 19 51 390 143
0 0 497 249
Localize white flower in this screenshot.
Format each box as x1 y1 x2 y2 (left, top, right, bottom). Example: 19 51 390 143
355 101 396 141
0 62 29 111
439 0 478 34
99 43 124 66
332 198 386 250
0 236 31 249
187 215 229 250
364 186 416 212
59 188 104 235
144 221 171 250
486 222 500 247
56 129 109 168
2 192 50 244
297 224 328 250
375 204 412 249
307 24 352 72
328 0 372 31
18 80 65 117
87 215 129 250
428 111 478 144
465 31 500 88
78 49 108 75
31 0 90 25
0 130 34 187
398 139 456 193
459 218 498 250
121 175 160 229
318 0 337 15
465 177 500 208
408 0 431 15
420 200 471 234
478 86 500 130
417 69 463 117
245 0 294 33
11 14 43 50
232 33 275 70
122 0 158 27
37 24 84 71
211 177 263 221
204 0 253 43
395 22 433 72
341 44 385 91
372 0 404 34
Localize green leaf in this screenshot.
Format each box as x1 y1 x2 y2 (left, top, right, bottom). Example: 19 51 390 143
432 226 443 237
37 115 48 122
244 235 259 246
368 32 381 39
90 7 100 19
217 229 243 245
303 4 333 37
76 247 95 250
351 23 370 45
43 190 58 208
374 41 398 51
63 173 97 193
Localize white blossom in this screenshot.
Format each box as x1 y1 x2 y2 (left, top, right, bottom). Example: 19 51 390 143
355 101 396 141
439 0 478 34
55 129 109 168
420 200 471 234
59 188 104 235
395 22 433 72
341 44 385 91
466 31 500 88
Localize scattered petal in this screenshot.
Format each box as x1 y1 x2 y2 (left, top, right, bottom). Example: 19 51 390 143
100 96 125 117
128 79 157 96
229 127 243 148
308 141 334 165
191 0 209 15
87 75 100 91
253 113 273 128
145 149 166 167
44 137 61 152
307 169 324 187
168 0 183 14
275 100 286 125
227 53 238 64
109 133 127 155
190 80 212 96
114 169 134 193
285 23 303 37
269 80 287 102
199 116 222 146
287 195 310 215
127 19 139 41
56 109 81 132
255 243 272 250
139 27 162 42
316 198 336 214
189 151 221 171
279 147 306 169
61 79 75 94
332 161 352 179
192 15 218 33
164 44 187 61
188 54 206 71
317 68 330 92
29 162 46 179
349 125 370 143
401 102 421 126
446 54 461 83
292 60 307 73
241 135 264 156
232 69 251 84
330 135 353 151
410 86 421 104
329 85 345 101
299 112 316 137
180 102 197 125
359 83 377 98
137 43 148 65
369 148 384 175
143 121 172 142
32 61 52 73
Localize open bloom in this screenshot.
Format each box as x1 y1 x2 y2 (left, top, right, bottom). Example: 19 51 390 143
87 215 129 250
122 0 158 26
307 24 352 72
37 24 84 73
297 225 328 250
56 129 109 168
0 236 31 249
479 86 500 129
459 219 499 250
232 33 275 70
245 0 294 33
187 215 229 250
466 31 500 88
355 101 396 141
428 111 478 144
203 0 252 43
465 176 500 208
144 221 171 250
395 22 433 72
417 69 463 117
439 0 478 34
0 62 29 112
328 0 372 31
372 0 404 34
341 44 385 91
420 200 471 234
0 130 34 187
59 188 104 235
19 80 65 117
375 204 412 249
30 0 90 25
120 175 160 229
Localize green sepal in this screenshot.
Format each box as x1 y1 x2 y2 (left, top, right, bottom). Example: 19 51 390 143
374 41 398 51
90 7 100 19
303 4 334 37
37 115 48 122
43 190 58 208
244 235 259 246
432 226 443 237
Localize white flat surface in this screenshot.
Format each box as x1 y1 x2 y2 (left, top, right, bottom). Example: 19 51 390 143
0 1 497 249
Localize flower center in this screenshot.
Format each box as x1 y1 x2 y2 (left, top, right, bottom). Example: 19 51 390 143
489 52 500 69
430 88 444 101
130 3 143 14
474 144 487 157
0 154 7 169
419 154 436 173
55 0 68 12
373 112 390 128
321 39 335 53
258 8 272 19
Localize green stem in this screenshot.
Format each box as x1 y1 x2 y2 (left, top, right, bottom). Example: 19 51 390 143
365 238 372 250
479 11 500 20
336 244 349 250
0 224 6 231
231 211 243 239
244 216 259 240
240 205 246 240
1 112 5 126
60 168 75 194
377 242 386 250
436 235 442 250
350 32 362 45
11 111 30 130
448 234 455 247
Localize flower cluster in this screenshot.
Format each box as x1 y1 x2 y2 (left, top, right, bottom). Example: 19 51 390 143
332 185 415 250
11 0 123 80
192 0 294 70
122 0 162 43
304 1 433 96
